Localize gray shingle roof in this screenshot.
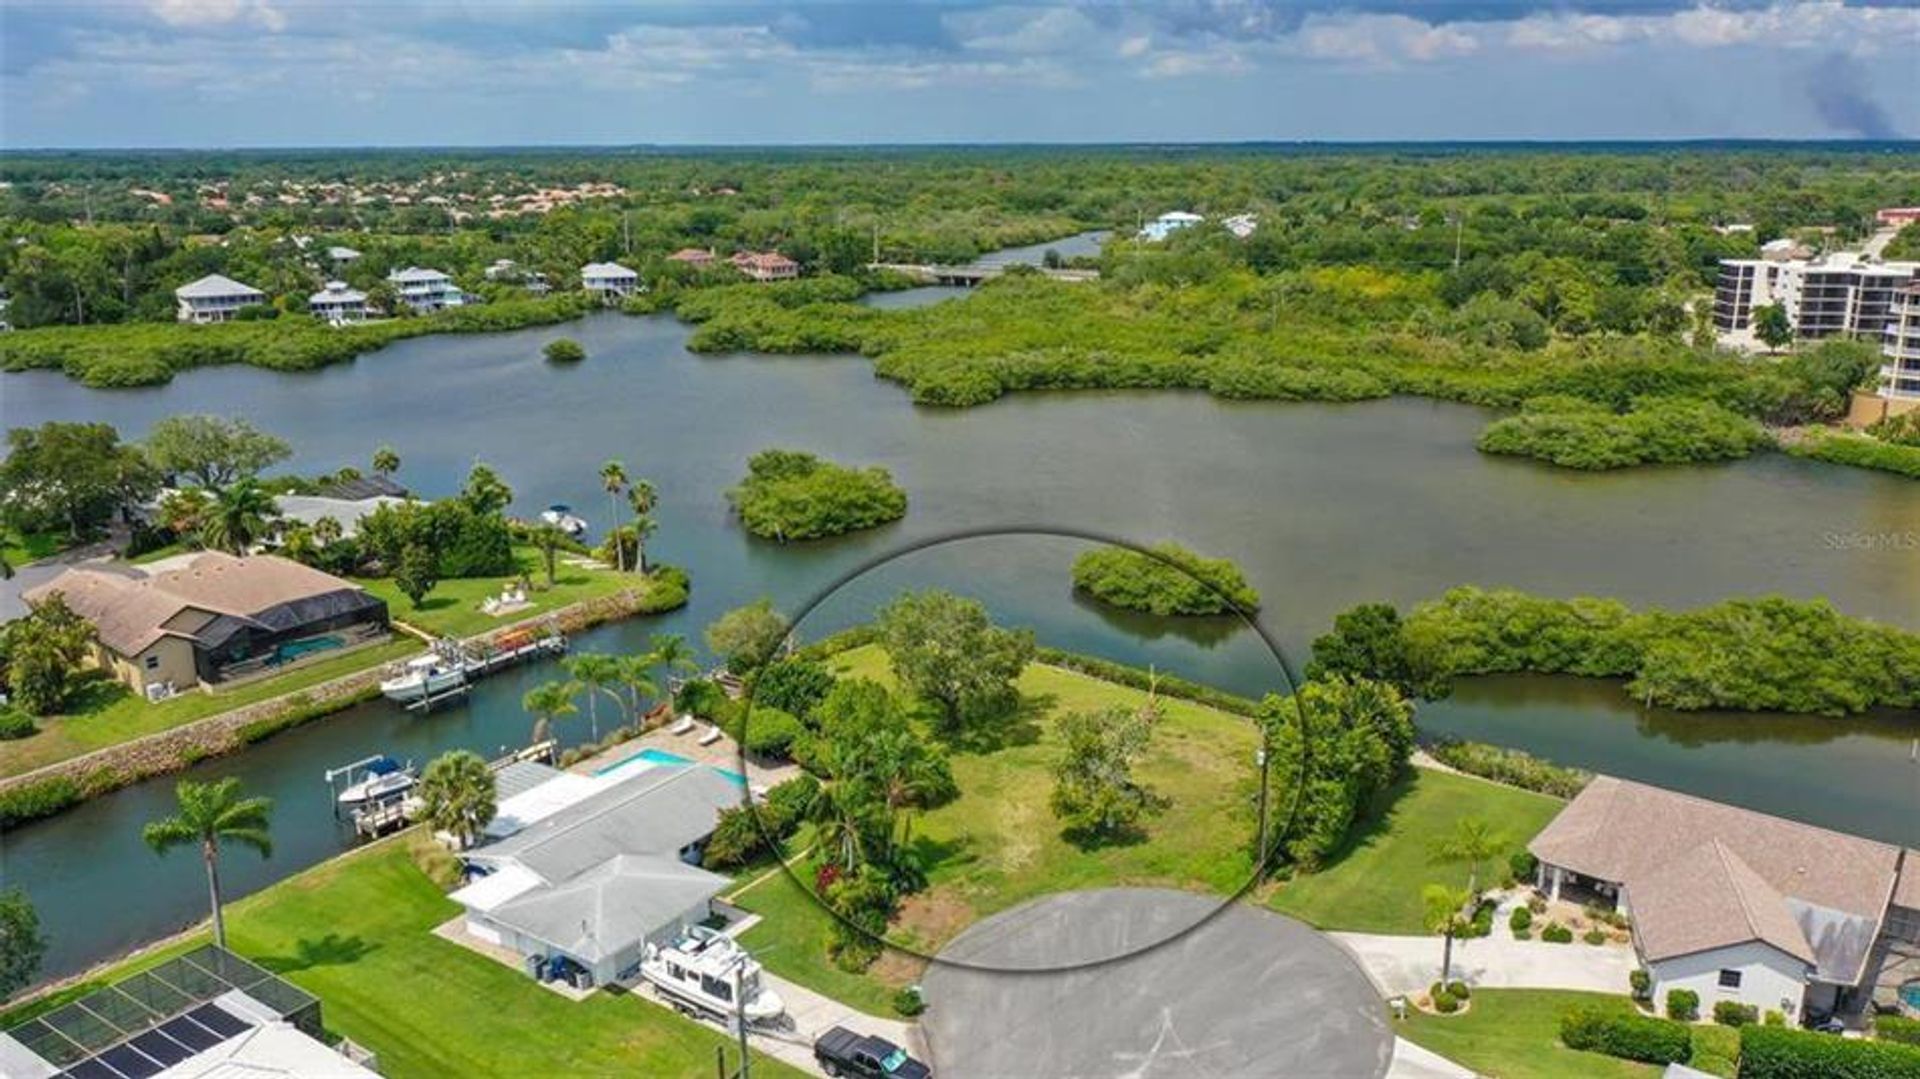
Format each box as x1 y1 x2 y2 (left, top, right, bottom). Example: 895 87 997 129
472 764 741 885
485 855 727 962
175 274 264 300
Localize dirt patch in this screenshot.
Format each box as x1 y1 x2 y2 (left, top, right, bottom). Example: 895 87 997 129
869 949 929 990
891 887 976 953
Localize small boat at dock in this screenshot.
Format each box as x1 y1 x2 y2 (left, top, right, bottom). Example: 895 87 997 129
540 504 589 536
379 653 468 703
335 756 416 807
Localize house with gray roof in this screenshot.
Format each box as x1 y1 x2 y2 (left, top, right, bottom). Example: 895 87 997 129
450 763 742 987
385 266 468 312
581 261 639 299
1530 776 1915 1023
175 274 266 323
307 280 369 323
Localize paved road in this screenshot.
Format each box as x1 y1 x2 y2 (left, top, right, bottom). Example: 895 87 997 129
0 537 117 622
921 889 1393 1079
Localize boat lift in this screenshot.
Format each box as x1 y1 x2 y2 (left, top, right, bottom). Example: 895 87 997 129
323 753 417 837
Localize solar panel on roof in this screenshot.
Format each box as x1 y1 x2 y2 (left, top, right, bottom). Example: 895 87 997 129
156 1016 219 1051
97 1043 161 1079
186 1004 247 1038
129 1030 192 1066
60 1058 121 1079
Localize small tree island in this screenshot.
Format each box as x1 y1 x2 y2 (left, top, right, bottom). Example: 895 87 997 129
1072 542 1261 616
543 338 586 363
727 449 908 542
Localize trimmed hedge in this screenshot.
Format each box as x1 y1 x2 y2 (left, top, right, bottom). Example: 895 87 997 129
1559 1007 1693 1065
1713 1000 1758 1027
1738 1024 1920 1079
1542 923 1574 943
1032 646 1261 717
1666 988 1700 1021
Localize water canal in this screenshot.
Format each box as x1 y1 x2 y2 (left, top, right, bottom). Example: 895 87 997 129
3 241 1916 982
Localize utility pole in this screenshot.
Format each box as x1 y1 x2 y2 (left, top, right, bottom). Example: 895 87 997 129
733 963 751 1079
1452 212 1464 271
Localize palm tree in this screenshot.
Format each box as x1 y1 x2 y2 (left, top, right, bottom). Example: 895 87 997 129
564 653 625 739
310 515 343 547
371 445 401 479
522 680 580 747
615 654 660 718
647 632 698 677
1421 883 1471 986
528 523 567 587
142 778 273 949
416 750 495 850
199 480 280 555
1434 817 1504 898
626 478 656 573
599 460 628 572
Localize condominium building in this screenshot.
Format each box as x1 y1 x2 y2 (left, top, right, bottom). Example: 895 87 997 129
1881 283 1920 403
174 274 267 323
386 266 468 313
1712 252 1920 350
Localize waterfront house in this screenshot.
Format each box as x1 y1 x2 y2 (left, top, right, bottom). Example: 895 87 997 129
386 266 468 313
23 552 389 700
667 247 716 269
307 280 369 323
1139 211 1204 242
1529 776 1919 1023
1223 213 1259 239
451 762 741 988
484 258 520 281
581 261 641 299
174 273 266 323
326 244 362 267
273 492 408 540
728 251 799 282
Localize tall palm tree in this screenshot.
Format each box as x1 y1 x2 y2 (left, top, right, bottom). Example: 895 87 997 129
142 778 273 949
626 478 656 573
647 632 698 677
1421 883 1471 986
416 750 495 850
615 654 659 718
310 515 344 547
599 460 628 572
564 653 624 739
199 480 280 555
522 680 580 747
371 445 401 478
528 523 567 587
1434 817 1504 898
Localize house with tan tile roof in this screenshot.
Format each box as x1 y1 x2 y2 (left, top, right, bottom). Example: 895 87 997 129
23 552 388 699
1529 775 1916 1023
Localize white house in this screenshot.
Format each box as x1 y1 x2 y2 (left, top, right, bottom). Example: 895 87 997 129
1223 213 1259 239
326 245 362 267
307 280 369 323
174 274 267 323
484 258 520 281
581 261 640 299
1529 776 1912 1023
451 762 742 988
1879 282 1920 407
1139 211 1204 242
386 266 467 313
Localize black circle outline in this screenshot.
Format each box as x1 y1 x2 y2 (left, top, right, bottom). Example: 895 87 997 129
729 525 1312 976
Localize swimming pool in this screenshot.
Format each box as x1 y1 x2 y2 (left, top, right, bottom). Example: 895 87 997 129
595 746 748 786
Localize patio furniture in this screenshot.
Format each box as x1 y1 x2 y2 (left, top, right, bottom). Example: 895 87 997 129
698 723 723 746
669 714 697 736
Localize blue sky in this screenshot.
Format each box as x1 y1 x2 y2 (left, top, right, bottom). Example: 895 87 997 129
1 1 1915 147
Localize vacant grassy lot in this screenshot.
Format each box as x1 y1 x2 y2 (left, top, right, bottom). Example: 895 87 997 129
0 637 422 778
734 862 910 1018
3 837 801 1078
354 546 648 639
1268 767 1563 933
1396 989 1660 1079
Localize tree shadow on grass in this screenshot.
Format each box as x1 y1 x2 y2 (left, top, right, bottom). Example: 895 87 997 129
408 595 458 614
60 672 132 718
943 693 1052 754
251 933 378 975
1294 770 1418 875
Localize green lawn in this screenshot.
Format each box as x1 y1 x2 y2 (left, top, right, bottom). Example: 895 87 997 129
5 837 802 1079
735 646 1261 1007
2 527 67 567
1396 989 1661 1079
1268 767 1563 933
0 638 423 778
354 546 651 638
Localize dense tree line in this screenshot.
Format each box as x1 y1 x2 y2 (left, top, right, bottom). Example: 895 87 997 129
1070 542 1261 615
727 449 908 542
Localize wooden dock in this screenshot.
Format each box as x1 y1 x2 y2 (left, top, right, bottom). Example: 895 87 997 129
868 262 1099 286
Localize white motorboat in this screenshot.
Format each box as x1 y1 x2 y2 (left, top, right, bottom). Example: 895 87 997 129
379 653 468 703
639 927 786 1024
336 756 415 807
540 504 589 537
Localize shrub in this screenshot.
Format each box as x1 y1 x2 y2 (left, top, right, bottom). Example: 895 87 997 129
1509 906 1533 934
407 833 463 890
0 775 82 828
702 775 815 869
1629 969 1652 1002
543 338 586 363
1542 923 1574 943
1431 989 1461 1014
1878 1015 1920 1046
1713 1000 1758 1027
1583 927 1609 945
1764 1010 1785 1027
1446 981 1469 1000
751 659 835 720
1691 1024 1741 1077
892 987 926 1018
1508 849 1540 882
1070 542 1262 616
1528 894 1548 914
727 449 907 541
735 705 806 759
1559 1006 1693 1064
0 705 37 740
674 678 729 718
1665 988 1699 1022
1424 738 1593 799
1738 1023 1920 1079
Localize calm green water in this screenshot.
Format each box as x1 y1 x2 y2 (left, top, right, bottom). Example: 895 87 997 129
2 287 1916 983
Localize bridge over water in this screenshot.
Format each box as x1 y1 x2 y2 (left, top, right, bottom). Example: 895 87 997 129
869 262 1101 286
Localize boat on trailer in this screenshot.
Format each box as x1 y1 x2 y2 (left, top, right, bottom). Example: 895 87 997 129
639 926 786 1024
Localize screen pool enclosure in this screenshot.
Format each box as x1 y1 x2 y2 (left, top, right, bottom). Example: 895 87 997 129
1 945 321 1078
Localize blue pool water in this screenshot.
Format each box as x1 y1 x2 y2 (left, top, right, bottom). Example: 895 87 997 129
1901 981 1920 1011
595 746 748 785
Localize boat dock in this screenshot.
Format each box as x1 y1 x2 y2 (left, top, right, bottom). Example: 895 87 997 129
386 621 568 712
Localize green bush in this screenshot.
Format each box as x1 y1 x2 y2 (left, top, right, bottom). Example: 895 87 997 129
1070 542 1261 616
1032 646 1259 716
751 659 835 720
1509 906 1533 934
0 705 37 740
1559 1006 1693 1064
1508 849 1540 882
1446 981 1469 1000
735 705 806 759
1629 969 1652 1002
1712 1000 1758 1027
892 987 926 1018
543 338 586 363
1765 1010 1785 1027
1665 988 1699 1022
636 564 692 614
0 775 81 828
1424 738 1592 798
1542 923 1574 943
1690 1024 1741 1078
1738 1023 1920 1079
1584 927 1609 945
1431 989 1461 1014
1787 429 1920 479
1878 1015 1920 1046
727 449 908 542
1477 396 1771 470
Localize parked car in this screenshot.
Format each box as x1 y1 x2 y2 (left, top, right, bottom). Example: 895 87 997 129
813 1026 931 1079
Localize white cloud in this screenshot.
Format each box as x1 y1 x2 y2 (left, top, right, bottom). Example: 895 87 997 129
946 6 1098 54
1505 1 1920 57
148 0 284 33
1292 12 1480 67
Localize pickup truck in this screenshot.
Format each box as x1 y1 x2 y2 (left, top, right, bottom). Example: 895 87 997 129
812 1026 932 1079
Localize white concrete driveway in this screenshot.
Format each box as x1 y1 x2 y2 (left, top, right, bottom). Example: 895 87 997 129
1331 929 1637 997
629 970 917 1078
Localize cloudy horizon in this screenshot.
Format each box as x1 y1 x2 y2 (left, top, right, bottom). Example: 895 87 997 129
2 0 1916 149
